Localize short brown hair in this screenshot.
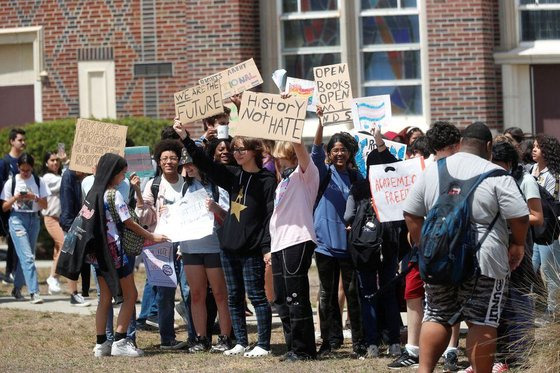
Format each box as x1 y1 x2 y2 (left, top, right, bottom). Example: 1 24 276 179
232 136 264 168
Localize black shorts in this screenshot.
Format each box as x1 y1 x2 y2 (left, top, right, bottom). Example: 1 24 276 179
182 252 222 268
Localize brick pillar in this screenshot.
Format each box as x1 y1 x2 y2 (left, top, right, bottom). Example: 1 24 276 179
426 0 503 130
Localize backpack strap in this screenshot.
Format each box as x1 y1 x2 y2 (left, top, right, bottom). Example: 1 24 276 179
150 176 161 201
11 173 42 197
106 189 123 225
554 174 559 200
313 168 332 213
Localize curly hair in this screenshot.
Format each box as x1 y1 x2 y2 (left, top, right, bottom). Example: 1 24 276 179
326 132 358 168
426 121 461 152
535 134 560 176
410 136 432 158
154 139 184 164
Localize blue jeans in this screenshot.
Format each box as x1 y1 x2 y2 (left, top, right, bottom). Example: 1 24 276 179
9 212 41 295
356 251 400 346
533 241 560 313
221 251 271 349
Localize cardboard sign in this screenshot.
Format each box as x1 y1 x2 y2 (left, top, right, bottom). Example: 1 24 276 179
369 157 425 222
69 119 127 174
155 188 214 242
285 77 317 112
124 146 154 178
313 63 353 126
142 242 177 288
351 95 392 131
385 139 407 161
352 131 377 178
235 91 307 143
174 81 223 124
198 58 263 99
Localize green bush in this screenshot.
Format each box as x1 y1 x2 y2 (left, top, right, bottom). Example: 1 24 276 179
0 117 172 171
0 117 172 258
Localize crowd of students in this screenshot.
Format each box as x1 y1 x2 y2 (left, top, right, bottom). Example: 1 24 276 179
1 99 560 372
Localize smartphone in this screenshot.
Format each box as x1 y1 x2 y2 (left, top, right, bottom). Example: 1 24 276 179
57 142 65 154
20 190 27 195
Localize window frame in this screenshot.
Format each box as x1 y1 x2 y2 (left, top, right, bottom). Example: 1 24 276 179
517 0 560 43
355 0 428 121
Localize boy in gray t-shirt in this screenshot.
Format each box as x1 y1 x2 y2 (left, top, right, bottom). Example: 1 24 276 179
402 122 529 373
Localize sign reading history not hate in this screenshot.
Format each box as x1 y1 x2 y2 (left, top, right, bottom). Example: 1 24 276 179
69 119 127 174
198 58 263 99
313 63 353 126
235 91 307 143
174 81 223 124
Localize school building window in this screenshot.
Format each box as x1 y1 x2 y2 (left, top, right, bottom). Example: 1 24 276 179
519 0 560 41
275 0 427 122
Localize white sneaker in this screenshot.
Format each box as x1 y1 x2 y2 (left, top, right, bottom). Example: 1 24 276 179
223 344 249 356
30 293 44 304
70 293 91 307
111 338 144 357
243 346 271 358
46 276 61 294
93 340 112 357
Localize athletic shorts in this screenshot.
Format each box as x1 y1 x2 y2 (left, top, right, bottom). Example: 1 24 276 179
423 274 508 328
404 263 425 300
182 252 221 268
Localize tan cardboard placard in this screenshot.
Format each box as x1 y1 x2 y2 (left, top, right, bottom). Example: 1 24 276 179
69 118 127 173
234 91 307 143
174 80 223 124
198 58 263 99
313 63 353 126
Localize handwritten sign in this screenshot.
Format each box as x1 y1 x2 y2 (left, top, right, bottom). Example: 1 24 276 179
285 77 317 112
235 91 307 143
313 63 353 126
351 95 392 131
369 157 425 222
155 188 214 242
352 131 376 178
174 81 223 124
69 119 127 174
124 146 154 178
198 58 263 99
142 242 177 288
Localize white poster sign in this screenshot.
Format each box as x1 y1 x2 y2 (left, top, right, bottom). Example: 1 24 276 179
155 188 214 242
368 157 425 222
142 242 177 288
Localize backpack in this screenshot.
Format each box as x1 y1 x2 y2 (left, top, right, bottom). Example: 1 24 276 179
347 197 383 269
532 177 560 245
418 158 508 286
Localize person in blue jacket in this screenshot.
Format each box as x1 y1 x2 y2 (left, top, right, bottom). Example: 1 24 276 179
311 106 363 357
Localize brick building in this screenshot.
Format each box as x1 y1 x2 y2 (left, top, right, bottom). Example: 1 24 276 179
0 0 559 138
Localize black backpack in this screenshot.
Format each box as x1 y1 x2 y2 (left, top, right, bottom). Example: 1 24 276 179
532 178 560 245
347 197 383 269
419 158 508 286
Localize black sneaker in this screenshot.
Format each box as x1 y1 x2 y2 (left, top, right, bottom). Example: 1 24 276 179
146 315 159 329
279 351 313 362
443 350 459 372
211 335 233 353
160 339 189 350
351 343 368 359
388 350 419 369
11 287 25 301
317 343 332 358
189 336 211 353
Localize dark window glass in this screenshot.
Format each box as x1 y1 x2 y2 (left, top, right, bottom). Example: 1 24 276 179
521 10 560 40
283 0 298 12
362 15 420 44
363 50 421 81
283 18 340 48
365 85 422 115
361 0 397 9
301 0 338 11
284 53 341 80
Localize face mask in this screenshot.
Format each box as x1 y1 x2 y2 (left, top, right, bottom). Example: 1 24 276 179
281 167 296 179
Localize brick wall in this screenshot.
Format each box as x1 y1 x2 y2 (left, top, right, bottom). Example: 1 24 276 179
426 0 503 130
0 0 260 136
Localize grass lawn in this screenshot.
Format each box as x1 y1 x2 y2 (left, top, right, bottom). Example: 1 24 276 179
0 264 418 372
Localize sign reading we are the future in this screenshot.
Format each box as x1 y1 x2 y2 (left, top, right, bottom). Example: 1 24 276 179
174 80 223 124
198 58 263 99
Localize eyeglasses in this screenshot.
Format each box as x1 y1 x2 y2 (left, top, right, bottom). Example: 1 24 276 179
232 147 248 154
330 148 348 155
160 156 179 163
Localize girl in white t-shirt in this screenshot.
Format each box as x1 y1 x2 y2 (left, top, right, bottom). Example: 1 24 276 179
1 153 50 304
